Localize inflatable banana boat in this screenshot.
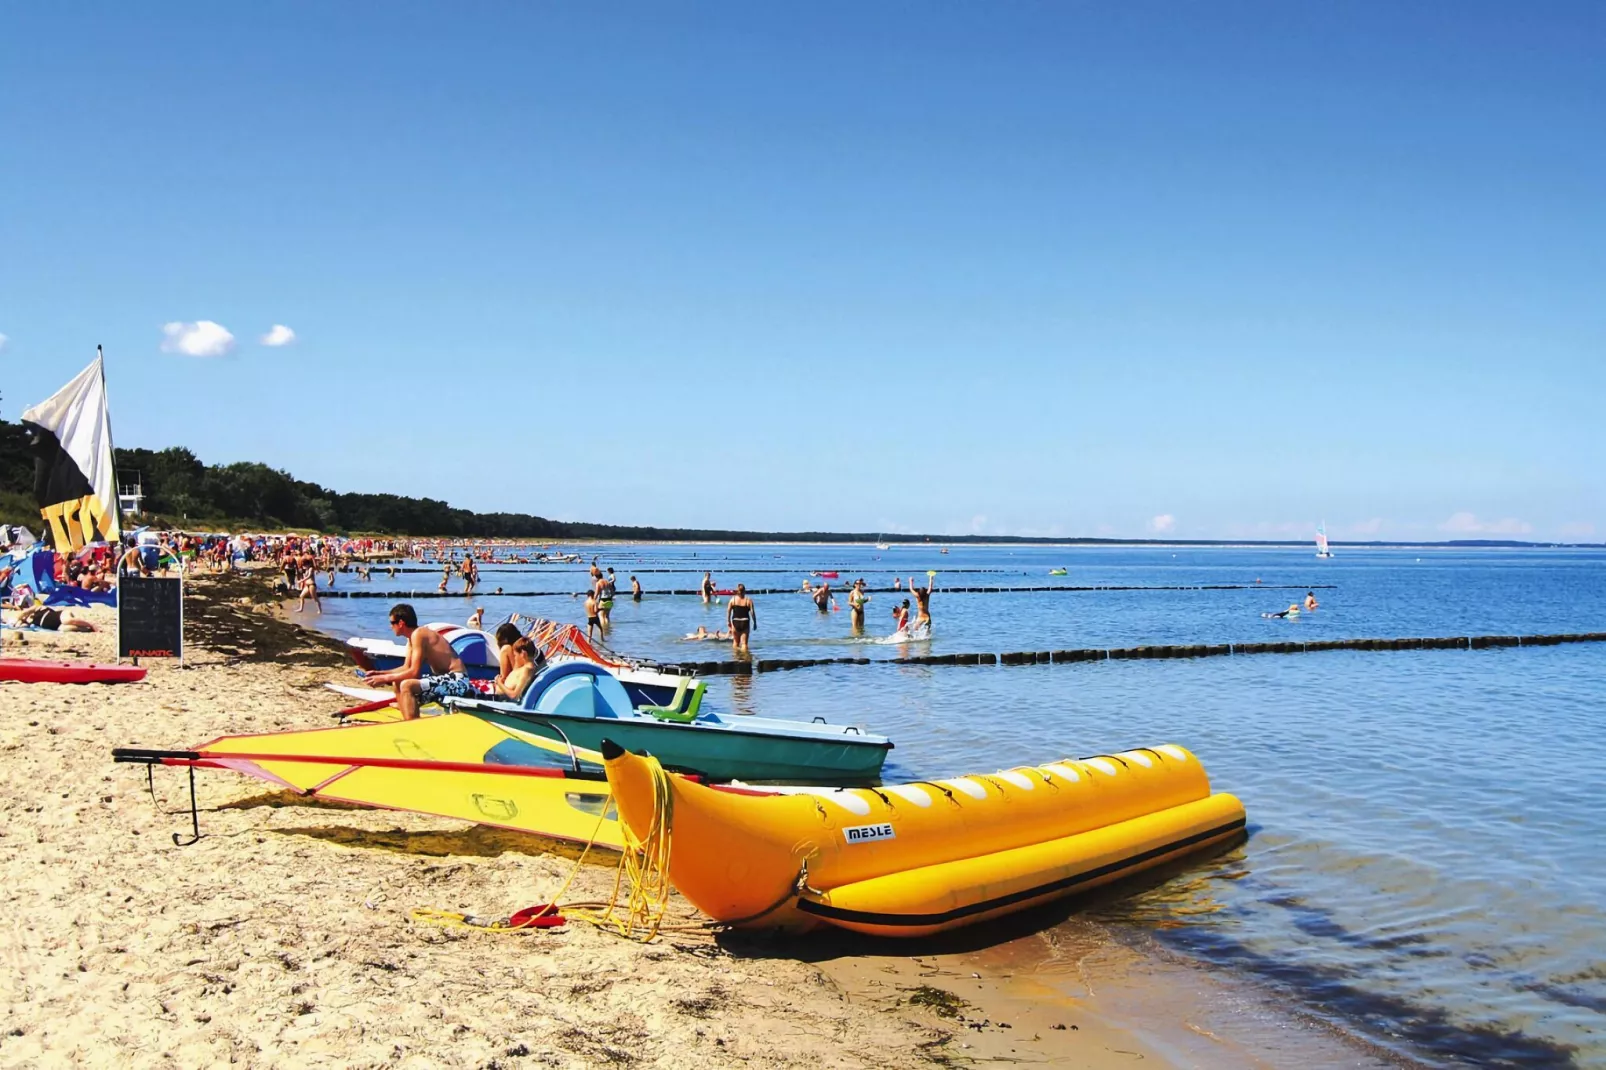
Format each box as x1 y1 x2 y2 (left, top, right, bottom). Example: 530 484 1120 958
603 741 1244 937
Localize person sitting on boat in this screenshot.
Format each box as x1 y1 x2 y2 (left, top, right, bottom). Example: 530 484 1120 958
363 603 474 720
496 638 542 702
491 621 523 692
1304 591 1319 611
726 584 755 652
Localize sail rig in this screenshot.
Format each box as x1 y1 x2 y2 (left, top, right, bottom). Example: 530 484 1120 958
1315 523 1334 558
114 713 627 850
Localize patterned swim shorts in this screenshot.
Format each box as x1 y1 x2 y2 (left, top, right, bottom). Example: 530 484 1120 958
418 671 477 705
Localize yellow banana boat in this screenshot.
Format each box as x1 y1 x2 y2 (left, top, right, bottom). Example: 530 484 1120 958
602 741 1245 937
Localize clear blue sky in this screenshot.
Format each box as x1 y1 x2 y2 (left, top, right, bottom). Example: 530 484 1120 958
3 2 1601 540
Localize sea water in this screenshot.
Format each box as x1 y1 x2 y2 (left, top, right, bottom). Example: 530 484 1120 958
308 545 1606 1066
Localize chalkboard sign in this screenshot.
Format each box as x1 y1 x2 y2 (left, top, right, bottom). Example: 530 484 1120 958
118 575 184 663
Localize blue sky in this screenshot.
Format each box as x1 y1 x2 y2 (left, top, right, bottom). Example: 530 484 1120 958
2 2 1601 540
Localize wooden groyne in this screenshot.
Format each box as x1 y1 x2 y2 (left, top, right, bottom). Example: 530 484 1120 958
673 632 1606 675
307 583 1335 599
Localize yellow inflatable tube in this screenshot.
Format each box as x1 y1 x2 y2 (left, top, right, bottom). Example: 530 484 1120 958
602 741 1245 936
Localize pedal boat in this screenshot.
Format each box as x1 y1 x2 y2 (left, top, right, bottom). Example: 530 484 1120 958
450 661 891 785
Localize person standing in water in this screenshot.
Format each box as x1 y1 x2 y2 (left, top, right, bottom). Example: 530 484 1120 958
848 579 869 632
813 580 831 612
701 571 715 605
1304 591 1319 611
596 568 616 629
726 584 756 652
908 573 935 631
584 590 601 642
630 575 642 602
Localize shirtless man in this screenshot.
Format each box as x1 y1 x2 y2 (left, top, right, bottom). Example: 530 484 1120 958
462 556 478 596
362 603 473 719
908 574 935 630
584 590 601 641
1304 591 1319 611
700 572 715 605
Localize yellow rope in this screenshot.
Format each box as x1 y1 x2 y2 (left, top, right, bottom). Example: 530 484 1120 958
412 755 689 942
566 754 675 941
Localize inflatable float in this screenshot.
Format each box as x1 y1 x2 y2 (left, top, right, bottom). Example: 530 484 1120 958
0 659 147 685
603 741 1244 937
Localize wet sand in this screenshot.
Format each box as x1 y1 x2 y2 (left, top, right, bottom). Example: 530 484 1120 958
1 570 1380 1066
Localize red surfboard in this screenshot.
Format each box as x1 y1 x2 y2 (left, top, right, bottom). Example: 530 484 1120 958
0 659 148 685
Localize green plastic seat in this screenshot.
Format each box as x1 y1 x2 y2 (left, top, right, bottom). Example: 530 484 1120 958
641 678 705 723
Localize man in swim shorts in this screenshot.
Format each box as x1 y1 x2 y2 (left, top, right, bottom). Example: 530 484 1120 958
584 590 601 641
362 603 473 719
726 584 755 652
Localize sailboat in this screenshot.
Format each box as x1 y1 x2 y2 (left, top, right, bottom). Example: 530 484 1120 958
1315 523 1334 559
874 535 890 550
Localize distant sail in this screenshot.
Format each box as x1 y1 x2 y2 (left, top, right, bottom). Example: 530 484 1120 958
22 350 120 550
1315 524 1333 558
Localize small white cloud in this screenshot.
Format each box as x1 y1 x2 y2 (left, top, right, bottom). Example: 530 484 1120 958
1440 511 1533 536
0 333 9 351
161 320 235 357
260 324 297 347
1559 521 1597 539
1149 514 1176 534
1349 518 1385 536
969 514 988 535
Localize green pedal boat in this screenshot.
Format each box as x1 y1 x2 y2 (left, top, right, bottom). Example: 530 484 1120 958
446 661 891 784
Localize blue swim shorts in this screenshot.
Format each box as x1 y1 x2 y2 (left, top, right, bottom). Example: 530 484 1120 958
418 672 477 705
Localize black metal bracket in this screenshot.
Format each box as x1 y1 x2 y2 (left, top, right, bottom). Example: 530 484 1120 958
113 748 204 847
172 764 202 847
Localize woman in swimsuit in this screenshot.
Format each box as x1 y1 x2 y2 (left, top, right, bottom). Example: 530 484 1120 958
726 584 755 652
701 572 715 605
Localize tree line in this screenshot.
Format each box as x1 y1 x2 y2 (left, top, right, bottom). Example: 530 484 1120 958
0 418 916 540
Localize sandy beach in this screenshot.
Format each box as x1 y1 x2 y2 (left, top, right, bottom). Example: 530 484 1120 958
1 571 1379 1068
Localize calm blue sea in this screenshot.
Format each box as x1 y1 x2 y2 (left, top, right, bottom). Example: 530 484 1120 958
306 544 1606 1067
